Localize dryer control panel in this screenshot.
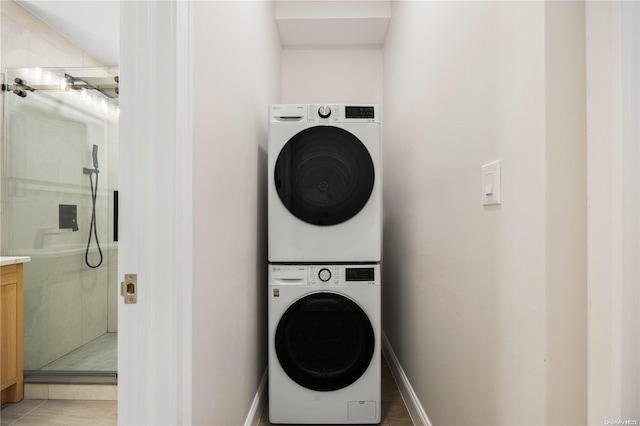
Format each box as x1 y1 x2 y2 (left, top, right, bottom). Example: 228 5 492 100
307 104 379 124
268 104 379 124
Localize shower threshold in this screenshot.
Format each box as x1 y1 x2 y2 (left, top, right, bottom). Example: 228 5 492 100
24 374 116 385
24 333 117 385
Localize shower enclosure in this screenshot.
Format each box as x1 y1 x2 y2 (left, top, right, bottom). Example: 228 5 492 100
1 67 118 377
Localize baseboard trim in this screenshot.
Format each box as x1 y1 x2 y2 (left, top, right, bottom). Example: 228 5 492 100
244 368 268 426
382 332 432 426
24 383 117 401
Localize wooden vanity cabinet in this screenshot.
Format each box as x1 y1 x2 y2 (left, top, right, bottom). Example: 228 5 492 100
1 263 24 404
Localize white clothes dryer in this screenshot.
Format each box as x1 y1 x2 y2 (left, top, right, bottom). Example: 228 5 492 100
268 264 381 424
268 104 382 263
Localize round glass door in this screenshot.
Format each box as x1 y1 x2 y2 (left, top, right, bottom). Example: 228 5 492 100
274 126 375 226
275 292 375 392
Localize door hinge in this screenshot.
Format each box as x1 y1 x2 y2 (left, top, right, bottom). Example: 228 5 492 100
121 273 137 304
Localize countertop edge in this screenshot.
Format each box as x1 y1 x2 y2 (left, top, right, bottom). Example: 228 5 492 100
0 256 32 266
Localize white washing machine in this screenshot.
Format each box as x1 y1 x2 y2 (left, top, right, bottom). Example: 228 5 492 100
268 104 382 263
268 264 381 424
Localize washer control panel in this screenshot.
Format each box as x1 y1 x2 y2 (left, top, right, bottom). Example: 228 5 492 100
318 268 332 282
318 105 332 119
308 266 376 286
269 265 377 286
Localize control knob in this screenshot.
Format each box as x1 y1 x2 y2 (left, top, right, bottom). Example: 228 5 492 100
318 268 332 282
318 105 332 119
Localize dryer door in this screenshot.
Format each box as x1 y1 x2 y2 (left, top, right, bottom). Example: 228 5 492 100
275 292 375 392
274 126 375 226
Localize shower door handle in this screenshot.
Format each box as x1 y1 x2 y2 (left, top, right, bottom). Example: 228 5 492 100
121 274 137 304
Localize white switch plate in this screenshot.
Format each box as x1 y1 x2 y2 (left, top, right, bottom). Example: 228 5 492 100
482 160 501 205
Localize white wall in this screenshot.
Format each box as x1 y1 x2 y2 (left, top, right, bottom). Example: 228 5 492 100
586 2 640 424
543 2 587 424
618 4 640 418
382 2 586 425
191 2 281 424
282 49 382 104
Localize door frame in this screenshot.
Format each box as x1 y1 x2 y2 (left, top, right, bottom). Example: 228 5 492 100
118 2 193 424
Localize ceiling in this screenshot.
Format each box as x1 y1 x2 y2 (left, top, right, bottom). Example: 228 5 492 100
16 0 120 67
276 1 390 47
14 1 390 67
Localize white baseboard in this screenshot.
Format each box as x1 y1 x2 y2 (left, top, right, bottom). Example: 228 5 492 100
244 368 268 426
382 332 432 426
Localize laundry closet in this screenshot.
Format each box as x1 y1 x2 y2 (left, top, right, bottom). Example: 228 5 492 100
187 2 592 425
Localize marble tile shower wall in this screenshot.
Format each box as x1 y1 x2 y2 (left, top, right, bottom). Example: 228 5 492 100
3 89 112 249
1 1 118 370
0 1 104 70
23 249 116 370
4 105 117 369
1 0 108 247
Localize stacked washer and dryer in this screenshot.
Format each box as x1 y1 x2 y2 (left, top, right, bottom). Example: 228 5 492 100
267 104 382 424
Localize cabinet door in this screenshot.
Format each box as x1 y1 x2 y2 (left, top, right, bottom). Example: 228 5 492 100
1 282 18 388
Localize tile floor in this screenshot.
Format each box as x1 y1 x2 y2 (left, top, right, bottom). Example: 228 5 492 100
39 333 117 372
2 354 412 426
0 399 116 426
1 332 119 425
259 356 414 426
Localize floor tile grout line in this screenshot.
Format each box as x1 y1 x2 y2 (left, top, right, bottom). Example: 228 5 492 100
3 400 118 426
3 399 47 425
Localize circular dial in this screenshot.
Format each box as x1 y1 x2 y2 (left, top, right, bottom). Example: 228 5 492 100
318 268 332 282
318 105 332 119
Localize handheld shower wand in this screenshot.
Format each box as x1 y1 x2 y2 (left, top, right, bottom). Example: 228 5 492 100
84 144 103 268
92 144 99 169
83 145 99 175
82 144 100 175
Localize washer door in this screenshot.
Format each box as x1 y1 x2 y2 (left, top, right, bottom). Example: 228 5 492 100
275 292 375 392
274 126 375 226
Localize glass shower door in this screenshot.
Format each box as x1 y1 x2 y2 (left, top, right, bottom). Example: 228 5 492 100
2 67 118 376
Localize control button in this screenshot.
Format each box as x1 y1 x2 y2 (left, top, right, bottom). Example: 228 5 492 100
318 268 331 282
318 105 331 119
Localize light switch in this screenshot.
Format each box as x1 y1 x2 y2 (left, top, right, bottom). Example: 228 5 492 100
482 160 501 205
483 172 494 195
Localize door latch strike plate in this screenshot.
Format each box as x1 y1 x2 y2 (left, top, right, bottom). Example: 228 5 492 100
121 273 137 304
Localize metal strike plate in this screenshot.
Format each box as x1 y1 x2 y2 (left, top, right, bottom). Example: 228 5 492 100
121 273 137 304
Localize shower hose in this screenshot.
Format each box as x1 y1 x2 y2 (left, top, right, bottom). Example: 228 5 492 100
85 171 103 268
